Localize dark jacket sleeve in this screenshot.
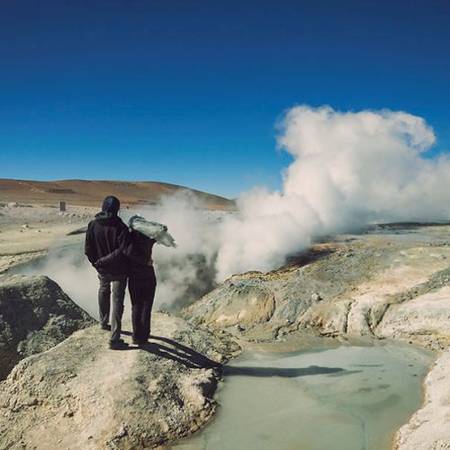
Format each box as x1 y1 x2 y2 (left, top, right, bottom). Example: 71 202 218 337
95 226 130 269
84 222 97 265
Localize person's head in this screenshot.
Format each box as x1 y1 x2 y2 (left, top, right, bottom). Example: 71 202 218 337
101 195 120 216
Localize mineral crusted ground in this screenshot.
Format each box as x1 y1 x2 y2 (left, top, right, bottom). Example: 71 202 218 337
183 225 450 449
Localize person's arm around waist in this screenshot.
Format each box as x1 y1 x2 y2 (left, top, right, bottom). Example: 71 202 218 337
94 227 130 269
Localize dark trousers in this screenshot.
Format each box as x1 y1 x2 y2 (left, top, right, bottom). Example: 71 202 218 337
98 274 127 342
128 268 156 343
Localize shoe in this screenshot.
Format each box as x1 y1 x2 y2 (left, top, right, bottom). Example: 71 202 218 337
109 340 129 350
100 324 111 331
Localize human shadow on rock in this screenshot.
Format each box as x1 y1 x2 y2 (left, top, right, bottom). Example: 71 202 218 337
135 336 222 370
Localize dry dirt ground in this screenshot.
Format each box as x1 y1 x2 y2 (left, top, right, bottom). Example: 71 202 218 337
0 203 95 274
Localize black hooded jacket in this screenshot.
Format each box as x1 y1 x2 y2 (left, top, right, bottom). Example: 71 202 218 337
94 229 156 278
123 230 156 277
84 211 130 276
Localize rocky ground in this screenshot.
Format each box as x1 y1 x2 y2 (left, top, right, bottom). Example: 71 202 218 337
0 203 243 449
0 312 240 450
2 203 450 449
183 224 450 449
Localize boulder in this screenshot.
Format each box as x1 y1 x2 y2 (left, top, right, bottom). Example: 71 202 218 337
0 275 94 380
184 281 276 328
0 313 241 449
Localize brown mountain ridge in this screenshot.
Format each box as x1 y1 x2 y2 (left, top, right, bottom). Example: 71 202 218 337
0 178 235 210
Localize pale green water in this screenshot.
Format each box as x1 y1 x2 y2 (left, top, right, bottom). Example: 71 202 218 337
172 343 432 450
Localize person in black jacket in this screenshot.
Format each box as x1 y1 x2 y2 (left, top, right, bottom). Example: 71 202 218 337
85 196 130 350
123 229 157 346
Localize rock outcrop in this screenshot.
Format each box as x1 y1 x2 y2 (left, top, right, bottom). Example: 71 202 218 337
184 235 450 348
185 282 276 328
377 284 450 350
0 312 241 450
0 275 94 380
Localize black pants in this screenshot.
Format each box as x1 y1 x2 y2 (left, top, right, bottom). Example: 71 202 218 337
128 267 156 343
98 274 127 342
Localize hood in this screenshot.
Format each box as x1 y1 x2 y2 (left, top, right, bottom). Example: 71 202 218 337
95 211 122 223
101 196 120 215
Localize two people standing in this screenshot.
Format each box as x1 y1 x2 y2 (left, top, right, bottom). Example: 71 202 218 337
85 196 157 350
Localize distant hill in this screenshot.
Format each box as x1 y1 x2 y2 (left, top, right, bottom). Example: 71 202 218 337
0 179 235 210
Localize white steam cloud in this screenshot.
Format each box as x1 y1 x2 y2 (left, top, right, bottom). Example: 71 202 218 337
215 105 450 278
23 105 450 311
137 194 221 309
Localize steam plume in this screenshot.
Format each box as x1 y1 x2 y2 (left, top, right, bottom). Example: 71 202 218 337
24 105 450 311
215 106 450 278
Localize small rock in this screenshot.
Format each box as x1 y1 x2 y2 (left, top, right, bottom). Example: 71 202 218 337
63 409 74 418
311 293 322 302
115 424 128 439
25 398 38 407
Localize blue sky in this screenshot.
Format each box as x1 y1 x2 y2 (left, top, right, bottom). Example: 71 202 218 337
1 0 449 198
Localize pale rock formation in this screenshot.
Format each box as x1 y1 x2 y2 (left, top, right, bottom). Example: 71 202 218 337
0 312 240 450
394 348 450 450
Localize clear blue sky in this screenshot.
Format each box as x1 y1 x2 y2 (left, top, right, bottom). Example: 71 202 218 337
1 0 449 198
